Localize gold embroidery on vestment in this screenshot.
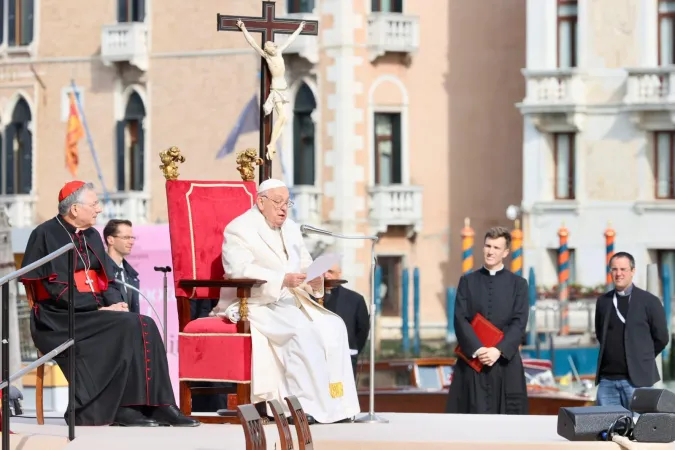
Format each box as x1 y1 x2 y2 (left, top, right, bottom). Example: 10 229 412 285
329 382 344 399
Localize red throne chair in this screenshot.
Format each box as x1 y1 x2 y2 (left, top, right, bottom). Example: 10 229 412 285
165 178 265 424
163 157 348 424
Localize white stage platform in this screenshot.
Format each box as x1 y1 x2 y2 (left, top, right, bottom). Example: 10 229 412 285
2 413 675 449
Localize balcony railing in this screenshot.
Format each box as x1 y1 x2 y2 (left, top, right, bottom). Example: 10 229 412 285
290 185 322 225
624 67 675 106
0 195 36 228
368 184 423 234
367 13 420 62
97 191 150 225
101 22 149 71
520 69 583 108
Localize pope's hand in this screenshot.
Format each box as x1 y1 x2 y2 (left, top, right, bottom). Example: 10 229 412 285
283 273 307 288
100 303 128 312
307 276 323 291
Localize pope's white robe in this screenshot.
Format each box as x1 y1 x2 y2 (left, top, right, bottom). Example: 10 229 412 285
212 207 361 423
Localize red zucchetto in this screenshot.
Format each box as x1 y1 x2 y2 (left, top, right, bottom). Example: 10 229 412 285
58 180 86 202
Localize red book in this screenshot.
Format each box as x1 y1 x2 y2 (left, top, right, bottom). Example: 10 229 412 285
454 313 504 373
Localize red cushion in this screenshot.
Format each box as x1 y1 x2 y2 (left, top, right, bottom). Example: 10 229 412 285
179 317 252 382
183 317 238 333
165 180 257 299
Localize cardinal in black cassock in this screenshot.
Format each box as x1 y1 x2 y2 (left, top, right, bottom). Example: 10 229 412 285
446 226 529 415
20 181 199 427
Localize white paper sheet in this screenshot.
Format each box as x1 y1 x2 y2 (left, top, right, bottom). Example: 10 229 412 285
305 253 341 281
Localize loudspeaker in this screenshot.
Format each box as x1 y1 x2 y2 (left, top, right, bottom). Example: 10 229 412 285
633 413 675 443
631 388 675 414
557 406 632 441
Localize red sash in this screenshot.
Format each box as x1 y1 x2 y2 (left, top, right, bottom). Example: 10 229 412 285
32 269 102 301
74 270 101 293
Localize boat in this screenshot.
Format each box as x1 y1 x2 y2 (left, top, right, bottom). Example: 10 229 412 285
355 356 595 415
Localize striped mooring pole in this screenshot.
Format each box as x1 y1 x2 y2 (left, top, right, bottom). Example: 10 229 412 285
558 224 570 336
461 218 474 275
604 222 615 291
511 219 523 277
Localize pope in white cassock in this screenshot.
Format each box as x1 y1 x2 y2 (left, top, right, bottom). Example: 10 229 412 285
212 179 361 424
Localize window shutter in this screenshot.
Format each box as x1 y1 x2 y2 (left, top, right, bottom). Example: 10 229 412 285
117 0 128 23
18 125 31 194
373 113 381 184
21 0 34 45
134 0 145 22
116 121 126 191
133 121 144 191
0 0 5 46
7 0 15 46
4 125 14 195
391 113 402 184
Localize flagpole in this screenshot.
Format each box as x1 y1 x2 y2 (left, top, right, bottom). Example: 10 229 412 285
69 79 110 204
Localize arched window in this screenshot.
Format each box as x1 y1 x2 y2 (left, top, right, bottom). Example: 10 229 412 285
293 83 316 186
2 97 32 195
116 91 145 192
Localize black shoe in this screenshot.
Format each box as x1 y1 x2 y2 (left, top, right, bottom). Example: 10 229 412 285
288 414 317 425
113 407 160 427
149 405 201 427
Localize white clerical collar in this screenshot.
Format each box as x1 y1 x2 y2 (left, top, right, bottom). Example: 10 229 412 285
483 264 504 276
616 284 634 297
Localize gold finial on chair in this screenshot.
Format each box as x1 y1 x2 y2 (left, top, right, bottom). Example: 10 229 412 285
236 148 264 182
159 146 186 181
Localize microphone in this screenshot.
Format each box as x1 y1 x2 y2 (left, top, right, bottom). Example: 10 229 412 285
154 266 172 273
300 224 379 242
300 224 332 237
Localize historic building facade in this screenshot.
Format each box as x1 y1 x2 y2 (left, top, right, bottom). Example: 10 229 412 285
518 0 675 292
2 0 525 334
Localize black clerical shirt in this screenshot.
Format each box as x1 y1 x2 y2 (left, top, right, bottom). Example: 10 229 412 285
599 284 632 380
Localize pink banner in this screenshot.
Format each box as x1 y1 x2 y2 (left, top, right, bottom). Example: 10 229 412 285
95 224 179 400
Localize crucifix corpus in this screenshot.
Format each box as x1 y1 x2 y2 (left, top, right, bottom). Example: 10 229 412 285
217 1 319 184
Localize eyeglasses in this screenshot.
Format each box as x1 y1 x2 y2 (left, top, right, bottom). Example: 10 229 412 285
77 200 100 209
261 195 294 209
114 235 137 241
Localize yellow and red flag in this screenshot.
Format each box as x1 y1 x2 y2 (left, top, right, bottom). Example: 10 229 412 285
65 92 84 178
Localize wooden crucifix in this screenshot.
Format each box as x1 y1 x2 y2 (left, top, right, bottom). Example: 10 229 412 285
217 1 319 184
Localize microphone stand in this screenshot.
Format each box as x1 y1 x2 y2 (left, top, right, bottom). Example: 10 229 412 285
301 225 388 424
154 266 172 349
112 280 167 350
354 237 388 424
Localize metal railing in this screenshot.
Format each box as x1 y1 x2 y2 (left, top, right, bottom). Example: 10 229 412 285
1 243 76 448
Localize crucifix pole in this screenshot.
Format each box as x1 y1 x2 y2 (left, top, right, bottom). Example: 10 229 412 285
259 56 272 183
217 1 319 184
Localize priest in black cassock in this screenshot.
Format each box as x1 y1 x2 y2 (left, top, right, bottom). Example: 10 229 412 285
323 263 370 378
446 226 529 415
20 181 199 427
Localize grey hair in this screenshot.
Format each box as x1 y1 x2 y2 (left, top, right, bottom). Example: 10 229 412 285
57 182 96 216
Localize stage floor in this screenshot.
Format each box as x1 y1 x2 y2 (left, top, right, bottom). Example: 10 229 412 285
3 413 675 449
